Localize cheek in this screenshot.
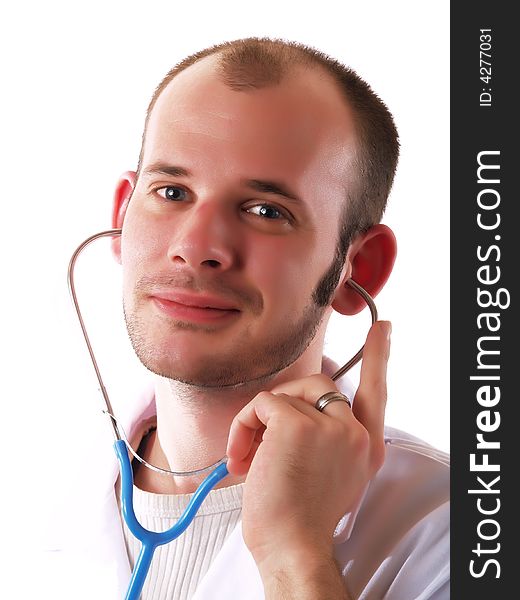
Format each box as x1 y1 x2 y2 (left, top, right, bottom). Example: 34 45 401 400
246 238 323 310
120 204 166 271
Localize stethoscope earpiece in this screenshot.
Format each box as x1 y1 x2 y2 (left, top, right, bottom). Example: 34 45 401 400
331 279 378 381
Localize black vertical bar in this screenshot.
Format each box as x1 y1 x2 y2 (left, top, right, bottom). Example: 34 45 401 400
451 2 517 597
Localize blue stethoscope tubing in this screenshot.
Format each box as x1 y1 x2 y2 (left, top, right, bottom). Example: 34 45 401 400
67 229 377 600
115 439 229 599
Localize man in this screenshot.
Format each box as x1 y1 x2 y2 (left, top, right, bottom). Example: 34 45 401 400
98 38 448 599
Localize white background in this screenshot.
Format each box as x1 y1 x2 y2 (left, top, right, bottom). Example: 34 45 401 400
1 0 449 568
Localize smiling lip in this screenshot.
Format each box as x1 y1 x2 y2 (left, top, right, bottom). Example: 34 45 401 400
151 291 241 323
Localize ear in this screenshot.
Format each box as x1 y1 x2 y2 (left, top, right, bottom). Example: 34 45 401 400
331 224 397 315
111 171 136 263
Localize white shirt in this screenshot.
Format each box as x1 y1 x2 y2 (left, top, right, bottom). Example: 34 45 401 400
41 377 450 599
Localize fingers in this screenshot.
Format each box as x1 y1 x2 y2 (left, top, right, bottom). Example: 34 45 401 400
226 392 311 475
227 320 391 476
269 374 353 422
353 320 391 450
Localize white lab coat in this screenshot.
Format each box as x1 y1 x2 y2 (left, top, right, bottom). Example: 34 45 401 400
41 373 449 599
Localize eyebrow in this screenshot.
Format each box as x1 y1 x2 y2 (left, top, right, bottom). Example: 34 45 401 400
143 163 192 178
142 162 301 204
246 179 301 204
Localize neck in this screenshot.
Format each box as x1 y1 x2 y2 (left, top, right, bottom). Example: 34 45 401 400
144 341 325 495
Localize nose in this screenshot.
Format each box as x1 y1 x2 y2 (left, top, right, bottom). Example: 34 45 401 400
167 201 237 271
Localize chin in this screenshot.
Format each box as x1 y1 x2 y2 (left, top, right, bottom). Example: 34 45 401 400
125 296 325 389
137 348 283 389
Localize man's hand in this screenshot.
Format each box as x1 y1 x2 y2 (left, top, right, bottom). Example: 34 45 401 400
226 321 391 595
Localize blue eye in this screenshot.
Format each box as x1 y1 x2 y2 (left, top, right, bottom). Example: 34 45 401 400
247 204 285 220
158 186 187 201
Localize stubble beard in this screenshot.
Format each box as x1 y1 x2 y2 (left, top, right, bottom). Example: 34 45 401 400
124 298 327 389
123 246 345 389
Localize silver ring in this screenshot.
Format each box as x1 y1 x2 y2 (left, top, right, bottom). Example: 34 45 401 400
314 391 352 412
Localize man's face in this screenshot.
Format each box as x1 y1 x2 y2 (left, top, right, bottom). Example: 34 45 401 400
119 57 357 387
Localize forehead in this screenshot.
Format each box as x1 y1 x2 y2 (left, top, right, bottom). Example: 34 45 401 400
143 56 357 214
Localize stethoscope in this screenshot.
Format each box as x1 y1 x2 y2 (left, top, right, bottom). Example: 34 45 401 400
68 228 378 600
